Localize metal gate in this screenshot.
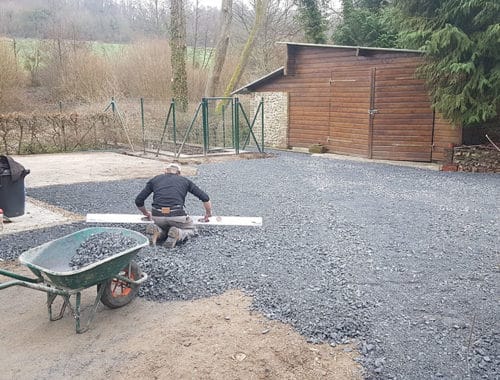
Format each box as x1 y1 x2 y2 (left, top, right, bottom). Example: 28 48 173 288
153 97 265 158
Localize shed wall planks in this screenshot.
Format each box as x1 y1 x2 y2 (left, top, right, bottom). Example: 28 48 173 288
249 45 461 162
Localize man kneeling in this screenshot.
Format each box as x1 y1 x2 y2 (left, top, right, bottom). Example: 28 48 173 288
135 163 212 248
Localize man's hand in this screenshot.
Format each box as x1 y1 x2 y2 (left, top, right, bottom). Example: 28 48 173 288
198 211 211 223
138 206 152 220
201 200 212 223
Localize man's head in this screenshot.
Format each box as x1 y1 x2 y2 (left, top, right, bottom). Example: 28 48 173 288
165 163 181 175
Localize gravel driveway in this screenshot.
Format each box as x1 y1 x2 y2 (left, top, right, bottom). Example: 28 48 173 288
2 151 498 379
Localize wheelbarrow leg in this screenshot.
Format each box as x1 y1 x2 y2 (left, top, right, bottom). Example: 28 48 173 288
75 292 83 333
63 292 83 333
63 285 106 333
47 293 69 321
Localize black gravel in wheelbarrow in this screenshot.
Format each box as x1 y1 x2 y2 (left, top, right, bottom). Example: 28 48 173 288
5 150 500 380
69 232 139 270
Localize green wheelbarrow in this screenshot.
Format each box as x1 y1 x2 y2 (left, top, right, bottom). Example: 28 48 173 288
0 227 149 333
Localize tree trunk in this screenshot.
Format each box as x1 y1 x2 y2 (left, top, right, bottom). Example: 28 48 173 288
170 0 188 111
154 0 160 36
222 0 266 97
192 0 199 67
204 0 233 97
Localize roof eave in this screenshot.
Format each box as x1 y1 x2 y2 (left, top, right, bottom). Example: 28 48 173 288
276 41 423 55
231 67 285 95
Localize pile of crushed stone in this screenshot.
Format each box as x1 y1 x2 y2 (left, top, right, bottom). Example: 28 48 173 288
69 232 138 270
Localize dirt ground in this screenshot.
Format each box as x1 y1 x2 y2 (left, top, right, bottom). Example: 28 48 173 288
0 151 362 380
14 151 197 188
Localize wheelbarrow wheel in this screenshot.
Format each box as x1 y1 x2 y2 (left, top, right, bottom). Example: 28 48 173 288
99 261 141 309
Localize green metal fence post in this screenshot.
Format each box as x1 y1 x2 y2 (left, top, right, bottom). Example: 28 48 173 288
261 97 265 153
140 98 145 154
201 98 209 156
230 98 234 150
207 100 210 149
171 98 177 145
222 104 226 148
156 101 174 157
234 98 240 155
111 97 115 114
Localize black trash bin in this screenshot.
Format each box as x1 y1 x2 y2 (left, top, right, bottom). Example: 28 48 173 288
0 156 30 217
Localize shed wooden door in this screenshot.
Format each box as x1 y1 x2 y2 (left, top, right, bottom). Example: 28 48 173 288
370 67 434 161
328 68 371 157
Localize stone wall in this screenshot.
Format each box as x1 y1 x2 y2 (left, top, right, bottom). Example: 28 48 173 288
452 145 500 173
238 92 288 149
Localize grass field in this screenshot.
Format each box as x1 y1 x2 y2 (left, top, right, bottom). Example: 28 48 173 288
0 37 212 67
0 37 125 64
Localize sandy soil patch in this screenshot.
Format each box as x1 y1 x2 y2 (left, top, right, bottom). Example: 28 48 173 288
0 262 362 380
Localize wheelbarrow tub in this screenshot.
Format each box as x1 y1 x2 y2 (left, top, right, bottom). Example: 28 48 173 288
18 227 149 290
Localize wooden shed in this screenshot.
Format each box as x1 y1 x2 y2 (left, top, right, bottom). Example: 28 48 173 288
233 42 463 162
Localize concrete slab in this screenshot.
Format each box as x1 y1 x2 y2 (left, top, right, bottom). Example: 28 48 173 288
1 198 81 236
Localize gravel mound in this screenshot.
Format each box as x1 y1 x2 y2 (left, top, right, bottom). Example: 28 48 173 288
2 150 499 379
69 232 139 270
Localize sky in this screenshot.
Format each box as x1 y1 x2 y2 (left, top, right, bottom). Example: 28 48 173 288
197 0 223 8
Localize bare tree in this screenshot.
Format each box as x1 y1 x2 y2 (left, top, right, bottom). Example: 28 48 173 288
258 0 301 71
192 0 200 66
204 0 233 97
142 0 168 36
234 0 300 74
222 0 266 96
152 0 161 35
170 0 188 111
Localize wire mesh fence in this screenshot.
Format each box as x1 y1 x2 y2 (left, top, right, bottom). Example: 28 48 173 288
107 96 264 157
0 96 264 156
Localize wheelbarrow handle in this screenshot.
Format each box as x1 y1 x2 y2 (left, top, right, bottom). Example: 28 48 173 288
0 279 28 290
0 278 69 295
0 268 42 284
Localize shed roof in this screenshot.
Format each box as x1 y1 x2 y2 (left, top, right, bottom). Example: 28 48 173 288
232 67 285 95
232 42 424 95
277 41 423 55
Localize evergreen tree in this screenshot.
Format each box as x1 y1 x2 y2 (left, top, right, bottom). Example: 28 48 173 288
333 0 399 47
295 0 328 44
396 0 500 127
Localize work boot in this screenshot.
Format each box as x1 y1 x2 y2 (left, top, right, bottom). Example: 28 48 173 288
151 226 166 246
164 226 181 248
